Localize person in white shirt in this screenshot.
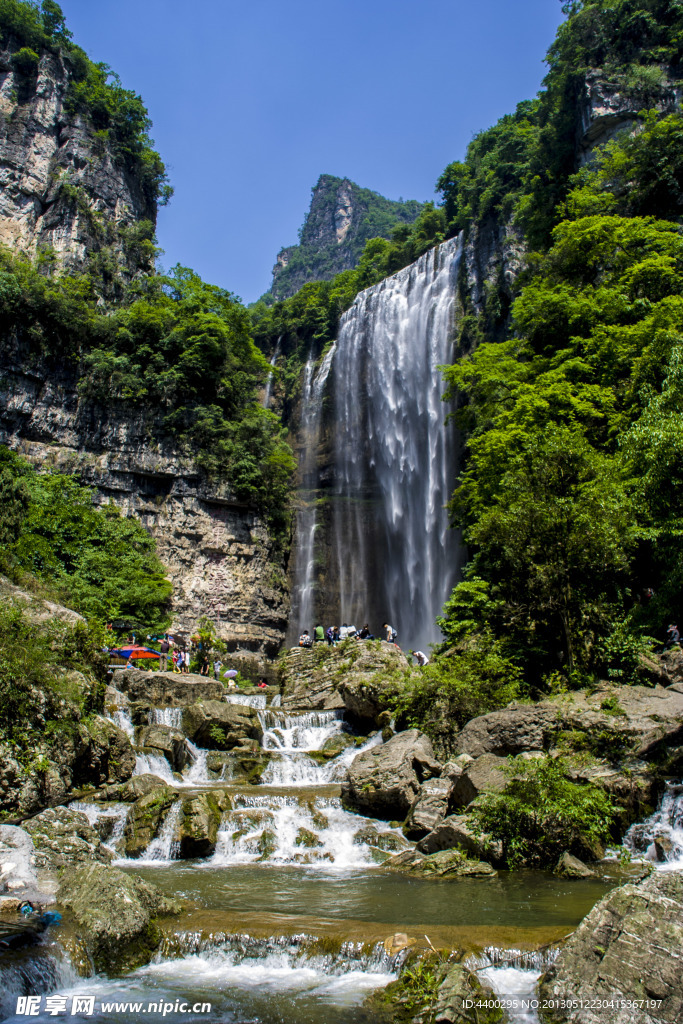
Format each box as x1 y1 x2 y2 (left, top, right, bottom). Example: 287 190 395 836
410 649 429 667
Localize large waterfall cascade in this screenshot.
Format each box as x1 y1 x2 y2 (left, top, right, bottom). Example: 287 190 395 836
288 234 463 652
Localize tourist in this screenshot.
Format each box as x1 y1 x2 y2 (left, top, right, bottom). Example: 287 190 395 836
314 624 325 643
346 623 358 639
172 648 180 672
213 657 223 680
125 656 135 670
326 626 335 646
299 630 313 648
200 654 210 676
339 623 349 640
411 649 430 667
182 650 190 674
383 622 398 644
333 625 341 643
359 624 373 640
159 636 170 672
666 624 681 648
257 678 268 689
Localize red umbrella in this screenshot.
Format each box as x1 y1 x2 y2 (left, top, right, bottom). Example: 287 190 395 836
110 645 160 659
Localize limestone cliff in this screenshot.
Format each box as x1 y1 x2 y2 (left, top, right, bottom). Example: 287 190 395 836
269 174 423 300
0 365 288 659
0 42 156 277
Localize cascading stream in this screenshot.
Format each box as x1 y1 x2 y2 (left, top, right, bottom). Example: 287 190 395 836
263 336 282 409
332 235 463 651
624 781 683 868
288 344 337 637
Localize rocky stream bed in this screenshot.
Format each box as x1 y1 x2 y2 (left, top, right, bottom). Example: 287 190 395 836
0 647 682 1024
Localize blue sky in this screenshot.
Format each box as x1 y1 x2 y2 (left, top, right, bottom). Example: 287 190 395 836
58 0 565 303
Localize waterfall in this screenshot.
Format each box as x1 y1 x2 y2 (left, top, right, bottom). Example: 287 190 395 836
137 801 182 862
149 707 183 729
624 782 683 867
225 693 268 710
288 344 337 636
263 336 282 409
331 235 463 652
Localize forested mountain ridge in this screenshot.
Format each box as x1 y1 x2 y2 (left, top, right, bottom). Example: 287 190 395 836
266 173 424 301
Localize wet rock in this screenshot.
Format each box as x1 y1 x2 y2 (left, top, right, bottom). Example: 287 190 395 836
257 828 277 860
305 802 329 830
404 777 454 838
123 787 176 859
77 715 137 785
539 871 683 1023
658 647 683 687
450 753 508 808
385 847 496 878
435 963 500 1024
353 826 409 853
417 814 502 864
57 863 180 974
94 774 168 802
23 807 113 869
118 670 225 707
342 729 441 819
295 827 323 848
555 852 597 879
653 835 675 862
320 733 356 758
178 792 228 858
182 701 262 750
205 750 272 783
136 724 189 772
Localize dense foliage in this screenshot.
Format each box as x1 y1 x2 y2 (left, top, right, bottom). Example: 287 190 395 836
0 446 172 628
0 599 106 750
0 252 295 532
470 755 617 867
0 0 171 206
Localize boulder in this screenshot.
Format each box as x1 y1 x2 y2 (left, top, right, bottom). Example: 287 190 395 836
136 724 188 772
205 751 272 784
320 733 356 759
0 825 39 898
177 792 228 858
22 807 113 869
117 669 225 707
182 701 262 750
280 641 410 716
341 729 441 819
404 777 454 839
417 814 502 864
385 847 497 878
555 851 597 879
76 715 137 785
353 826 409 853
455 685 683 763
57 863 180 973
93 774 168 802
123 787 176 859
658 647 683 687
450 753 508 808
435 964 500 1024
539 871 683 1024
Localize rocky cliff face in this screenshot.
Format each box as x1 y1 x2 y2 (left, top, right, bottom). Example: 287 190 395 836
270 174 423 300
0 364 289 659
0 42 155 276
456 70 683 350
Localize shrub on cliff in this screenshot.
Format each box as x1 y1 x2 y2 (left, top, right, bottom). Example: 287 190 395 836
390 632 523 742
0 446 172 628
470 755 617 868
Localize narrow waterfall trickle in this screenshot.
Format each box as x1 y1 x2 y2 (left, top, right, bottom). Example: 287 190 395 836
332 235 463 651
625 782 683 868
262 336 282 409
289 344 337 636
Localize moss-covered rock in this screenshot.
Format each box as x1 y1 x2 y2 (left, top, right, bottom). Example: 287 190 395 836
295 827 322 848
57 863 181 974
123 787 175 858
177 791 229 858
23 807 113 869
257 828 277 860
182 701 262 750
384 847 497 878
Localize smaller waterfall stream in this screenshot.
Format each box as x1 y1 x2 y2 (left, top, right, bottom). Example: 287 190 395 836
624 781 683 868
289 344 337 636
262 336 282 409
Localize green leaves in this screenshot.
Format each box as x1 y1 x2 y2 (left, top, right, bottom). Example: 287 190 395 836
471 755 617 868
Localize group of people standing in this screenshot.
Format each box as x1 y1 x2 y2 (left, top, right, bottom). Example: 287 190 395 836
159 637 192 673
297 621 430 667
